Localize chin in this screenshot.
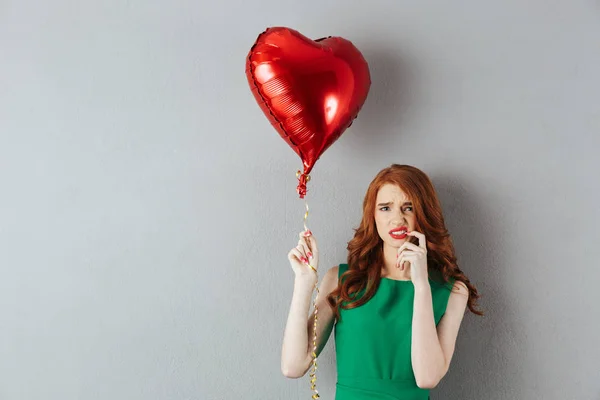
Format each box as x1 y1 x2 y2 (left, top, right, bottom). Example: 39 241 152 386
387 238 406 248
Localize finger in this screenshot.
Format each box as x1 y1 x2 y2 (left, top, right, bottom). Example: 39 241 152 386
397 255 409 270
397 253 405 269
306 235 317 258
400 255 412 270
398 249 425 259
397 252 418 269
398 244 425 257
299 230 312 239
297 244 308 260
398 242 423 253
294 245 309 264
289 248 305 263
400 254 418 263
303 235 314 254
298 232 314 255
407 231 427 250
397 247 413 257
297 239 312 259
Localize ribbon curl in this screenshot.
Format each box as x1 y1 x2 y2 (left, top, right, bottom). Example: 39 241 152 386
296 171 311 199
297 170 319 399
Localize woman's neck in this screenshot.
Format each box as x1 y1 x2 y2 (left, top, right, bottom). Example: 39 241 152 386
381 243 411 280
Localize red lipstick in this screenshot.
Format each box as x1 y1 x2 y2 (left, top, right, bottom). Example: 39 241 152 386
389 226 408 240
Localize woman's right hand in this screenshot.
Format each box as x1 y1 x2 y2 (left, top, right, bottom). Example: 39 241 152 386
287 230 319 284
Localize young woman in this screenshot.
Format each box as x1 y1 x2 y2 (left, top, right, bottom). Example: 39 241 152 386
281 164 483 400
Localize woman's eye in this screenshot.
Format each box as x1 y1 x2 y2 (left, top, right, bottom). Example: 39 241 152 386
404 207 413 212
380 206 390 211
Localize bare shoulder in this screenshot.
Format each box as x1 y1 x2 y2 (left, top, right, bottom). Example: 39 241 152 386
327 265 340 277
445 280 469 316
451 280 469 296
318 265 340 295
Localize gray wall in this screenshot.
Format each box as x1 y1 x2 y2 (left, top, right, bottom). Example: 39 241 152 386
1 1 599 399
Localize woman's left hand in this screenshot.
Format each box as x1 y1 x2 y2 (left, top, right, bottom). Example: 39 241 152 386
396 231 429 286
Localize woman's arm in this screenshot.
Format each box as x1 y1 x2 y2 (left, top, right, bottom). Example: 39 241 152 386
281 266 339 378
411 280 469 388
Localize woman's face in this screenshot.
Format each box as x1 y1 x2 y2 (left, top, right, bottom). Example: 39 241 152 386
374 183 416 249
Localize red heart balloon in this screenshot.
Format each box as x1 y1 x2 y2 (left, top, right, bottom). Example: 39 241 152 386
246 27 371 197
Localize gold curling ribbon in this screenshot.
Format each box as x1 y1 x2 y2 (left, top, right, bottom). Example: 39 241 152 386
308 276 319 399
296 171 319 399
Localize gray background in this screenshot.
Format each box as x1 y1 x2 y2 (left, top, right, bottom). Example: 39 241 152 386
1 0 599 399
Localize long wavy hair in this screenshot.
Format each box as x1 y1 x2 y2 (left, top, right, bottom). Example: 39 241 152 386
327 164 483 320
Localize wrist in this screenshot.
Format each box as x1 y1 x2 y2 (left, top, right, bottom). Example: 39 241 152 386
412 280 430 292
294 274 317 289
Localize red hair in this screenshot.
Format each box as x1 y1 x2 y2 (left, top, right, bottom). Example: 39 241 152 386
327 164 483 319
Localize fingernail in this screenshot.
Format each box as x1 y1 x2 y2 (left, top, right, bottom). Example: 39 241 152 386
304 230 312 237
300 257 308 264
307 252 313 258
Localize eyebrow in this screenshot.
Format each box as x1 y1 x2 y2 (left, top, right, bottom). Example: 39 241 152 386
377 201 413 207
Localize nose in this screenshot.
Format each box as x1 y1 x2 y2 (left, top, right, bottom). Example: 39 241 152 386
391 209 407 225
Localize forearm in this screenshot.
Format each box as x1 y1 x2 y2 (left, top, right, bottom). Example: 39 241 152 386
411 283 445 388
281 277 315 377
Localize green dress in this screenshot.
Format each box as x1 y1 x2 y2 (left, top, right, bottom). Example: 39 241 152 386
334 264 455 400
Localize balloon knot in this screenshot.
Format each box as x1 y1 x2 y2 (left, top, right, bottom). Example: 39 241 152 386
296 171 311 199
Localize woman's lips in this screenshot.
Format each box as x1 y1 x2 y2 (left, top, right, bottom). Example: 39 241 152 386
389 228 408 239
